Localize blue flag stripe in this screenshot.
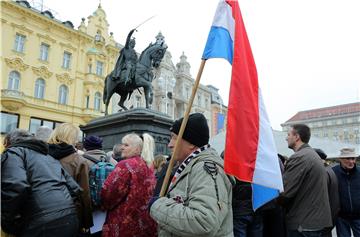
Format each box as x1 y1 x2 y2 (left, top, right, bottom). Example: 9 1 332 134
202 26 233 64
252 183 279 210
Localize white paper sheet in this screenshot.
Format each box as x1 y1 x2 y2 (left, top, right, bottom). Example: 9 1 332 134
90 210 107 234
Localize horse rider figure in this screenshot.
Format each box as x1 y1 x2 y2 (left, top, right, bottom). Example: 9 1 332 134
113 29 138 85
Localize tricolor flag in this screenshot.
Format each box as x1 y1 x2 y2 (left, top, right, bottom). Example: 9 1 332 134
202 0 284 209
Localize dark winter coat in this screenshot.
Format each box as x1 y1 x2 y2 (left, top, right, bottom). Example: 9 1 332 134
1 139 79 235
48 143 93 229
333 164 360 219
232 180 253 216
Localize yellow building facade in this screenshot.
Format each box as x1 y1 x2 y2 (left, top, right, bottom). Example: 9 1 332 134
1 1 119 135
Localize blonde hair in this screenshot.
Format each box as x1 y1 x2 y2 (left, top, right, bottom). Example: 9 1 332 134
141 133 155 166
48 123 80 145
153 154 166 172
122 133 155 166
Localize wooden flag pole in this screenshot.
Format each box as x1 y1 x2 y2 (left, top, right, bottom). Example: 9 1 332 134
159 59 207 197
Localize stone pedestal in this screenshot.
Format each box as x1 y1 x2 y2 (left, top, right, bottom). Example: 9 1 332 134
80 108 173 155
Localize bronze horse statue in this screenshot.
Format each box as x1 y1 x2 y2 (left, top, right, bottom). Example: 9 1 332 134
103 42 167 115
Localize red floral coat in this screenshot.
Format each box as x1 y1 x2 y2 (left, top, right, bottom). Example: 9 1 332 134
101 156 157 237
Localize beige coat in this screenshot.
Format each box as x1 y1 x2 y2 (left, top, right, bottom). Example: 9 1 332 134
150 148 234 237
59 152 93 229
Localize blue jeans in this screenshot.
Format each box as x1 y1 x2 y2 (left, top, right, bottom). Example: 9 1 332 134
336 217 360 237
287 230 323 237
233 214 263 237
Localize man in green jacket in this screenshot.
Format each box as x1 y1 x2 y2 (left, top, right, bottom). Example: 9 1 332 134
150 113 234 237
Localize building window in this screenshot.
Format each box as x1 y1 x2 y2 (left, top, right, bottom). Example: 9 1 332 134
185 86 190 98
85 95 90 108
166 103 170 115
58 84 68 104
94 92 101 111
88 64 92 73
1 112 19 134
29 117 61 134
40 43 49 61
197 94 201 106
34 78 45 99
14 33 26 53
96 61 103 76
8 71 21 90
62 51 71 69
136 96 141 108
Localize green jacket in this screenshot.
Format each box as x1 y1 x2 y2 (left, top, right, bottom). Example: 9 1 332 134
150 148 234 237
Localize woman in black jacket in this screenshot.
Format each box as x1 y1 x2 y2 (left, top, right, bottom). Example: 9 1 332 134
1 129 80 237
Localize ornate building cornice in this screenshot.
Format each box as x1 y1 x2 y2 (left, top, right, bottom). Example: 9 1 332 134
60 42 77 52
84 80 103 91
10 22 33 34
36 33 56 43
5 57 29 71
32 66 53 79
56 73 73 85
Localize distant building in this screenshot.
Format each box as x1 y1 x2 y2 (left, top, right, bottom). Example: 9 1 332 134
207 85 227 137
211 130 359 158
281 102 360 144
1 1 227 138
1 1 117 134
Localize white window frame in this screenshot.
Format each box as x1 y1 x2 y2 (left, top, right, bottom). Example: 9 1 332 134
8 71 20 90
40 43 49 61
96 61 103 76
34 78 45 99
58 84 68 104
62 51 71 69
94 92 102 111
136 96 141 108
14 33 26 53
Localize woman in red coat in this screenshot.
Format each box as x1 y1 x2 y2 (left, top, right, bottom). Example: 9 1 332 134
101 133 157 237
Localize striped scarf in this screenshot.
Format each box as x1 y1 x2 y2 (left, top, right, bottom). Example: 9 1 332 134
169 144 210 189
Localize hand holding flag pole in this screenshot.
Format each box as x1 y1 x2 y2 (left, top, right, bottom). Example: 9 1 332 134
159 60 206 197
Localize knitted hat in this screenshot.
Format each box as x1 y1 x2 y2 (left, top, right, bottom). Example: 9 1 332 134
83 135 103 150
170 113 209 147
314 148 327 160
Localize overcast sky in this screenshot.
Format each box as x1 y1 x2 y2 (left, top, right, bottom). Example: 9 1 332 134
38 0 360 130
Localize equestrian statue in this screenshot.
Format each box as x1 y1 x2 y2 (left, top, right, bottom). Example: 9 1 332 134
103 29 167 115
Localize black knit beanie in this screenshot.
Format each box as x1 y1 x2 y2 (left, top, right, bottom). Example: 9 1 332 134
170 113 209 147
83 135 103 150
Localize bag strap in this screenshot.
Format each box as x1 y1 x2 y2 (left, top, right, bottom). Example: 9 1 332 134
190 158 229 210
100 155 108 162
82 154 100 164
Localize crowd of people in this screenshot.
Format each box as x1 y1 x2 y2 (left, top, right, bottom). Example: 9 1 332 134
1 113 359 237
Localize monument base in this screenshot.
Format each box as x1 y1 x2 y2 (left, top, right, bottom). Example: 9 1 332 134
80 108 173 155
